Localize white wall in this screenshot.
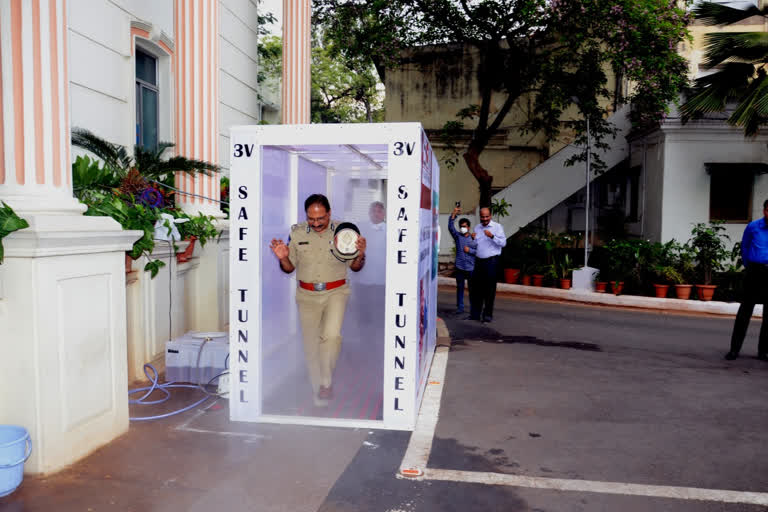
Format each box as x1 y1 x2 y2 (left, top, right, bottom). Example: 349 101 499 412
659 124 768 245
68 0 174 149
219 0 262 175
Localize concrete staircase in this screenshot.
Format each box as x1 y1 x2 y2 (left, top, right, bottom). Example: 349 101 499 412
493 104 632 237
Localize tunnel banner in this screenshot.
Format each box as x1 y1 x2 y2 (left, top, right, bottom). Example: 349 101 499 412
229 123 440 431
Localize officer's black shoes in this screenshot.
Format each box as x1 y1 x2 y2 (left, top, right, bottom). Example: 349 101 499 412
318 385 334 400
465 315 480 321
482 316 492 324
724 351 739 361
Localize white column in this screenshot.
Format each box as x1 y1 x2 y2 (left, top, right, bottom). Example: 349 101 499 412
282 0 311 124
0 0 83 215
174 0 222 217
0 0 140 474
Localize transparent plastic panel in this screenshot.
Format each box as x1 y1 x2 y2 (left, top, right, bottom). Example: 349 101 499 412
259 144 387 421
259 147 301 406
297 157 327 221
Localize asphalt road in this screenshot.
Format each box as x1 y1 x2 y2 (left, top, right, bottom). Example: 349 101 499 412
320 292 768 512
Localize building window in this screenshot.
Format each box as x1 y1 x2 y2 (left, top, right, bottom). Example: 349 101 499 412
136 48 158 149
709 167 753 223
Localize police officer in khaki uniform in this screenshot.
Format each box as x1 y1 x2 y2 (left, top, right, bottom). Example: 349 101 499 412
270 194 366 406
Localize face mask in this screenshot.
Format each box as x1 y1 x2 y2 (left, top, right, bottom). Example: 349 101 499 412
460 227 468 234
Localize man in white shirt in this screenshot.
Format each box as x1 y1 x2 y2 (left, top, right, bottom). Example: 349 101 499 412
469 206 507 323
353 201 386 339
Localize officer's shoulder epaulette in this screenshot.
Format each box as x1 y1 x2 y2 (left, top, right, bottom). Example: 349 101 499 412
291 222 307 232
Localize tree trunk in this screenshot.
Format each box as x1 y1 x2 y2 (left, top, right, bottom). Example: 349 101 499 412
364 98 372 123
463 145 493 207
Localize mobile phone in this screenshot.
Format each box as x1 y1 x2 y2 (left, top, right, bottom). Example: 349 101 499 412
455 201 461 207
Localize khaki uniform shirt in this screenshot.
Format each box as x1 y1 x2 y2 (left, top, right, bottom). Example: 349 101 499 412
288 221 354 284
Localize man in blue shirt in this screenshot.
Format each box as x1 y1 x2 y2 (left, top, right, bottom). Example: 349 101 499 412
448 206 478 314
469 206 507 323
726 199 768 361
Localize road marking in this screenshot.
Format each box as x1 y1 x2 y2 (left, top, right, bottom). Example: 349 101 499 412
398 345 449 478
398 318 768 505
422 469 768 506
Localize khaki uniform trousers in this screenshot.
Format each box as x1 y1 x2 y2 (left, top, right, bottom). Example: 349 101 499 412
296 285 350 398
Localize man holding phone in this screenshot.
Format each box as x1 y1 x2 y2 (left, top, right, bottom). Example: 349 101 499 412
448 202 477 314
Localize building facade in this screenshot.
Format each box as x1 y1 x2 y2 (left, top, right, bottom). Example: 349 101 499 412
0 0 273 474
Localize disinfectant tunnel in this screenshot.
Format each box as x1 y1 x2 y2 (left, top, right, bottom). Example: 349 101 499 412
229 123 439 430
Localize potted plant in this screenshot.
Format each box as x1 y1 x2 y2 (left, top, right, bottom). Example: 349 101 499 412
648 241 681 298
594 272 608 293
602 239 637 295
531 264 546 287
555 253 575 289
0 202 29 264
672 242 696 300
689 222 729 301
175 212 221 263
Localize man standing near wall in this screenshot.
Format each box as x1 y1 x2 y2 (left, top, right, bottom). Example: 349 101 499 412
725 199 768 361
270 194 367 406
469 206 507 323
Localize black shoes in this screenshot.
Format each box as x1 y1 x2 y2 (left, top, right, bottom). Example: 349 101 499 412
724 351 738 361
482 316 492 324
465 315 480 321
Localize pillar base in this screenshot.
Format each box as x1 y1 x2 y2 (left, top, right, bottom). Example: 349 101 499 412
0 214 141 474
0 187 87 217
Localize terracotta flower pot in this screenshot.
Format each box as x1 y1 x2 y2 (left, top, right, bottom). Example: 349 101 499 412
559 279 572 290
653 284 669 298
595 281 607 293
674 284 692 300
504 268 520 284
611 281 624 295
176 236 197 263
696 284 717 302
532 274 545 287
521 275 531 286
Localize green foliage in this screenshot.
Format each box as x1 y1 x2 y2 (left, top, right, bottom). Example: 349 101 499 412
681 2 768 135
689 221 730 285
71 155 120 201
71 130 221 278
645 240 684 285
601 238 649 285
71 128 217 186
83 193 166 277
490 198 511 219
176 212 221 248
0 202 30 264
554 253 575 280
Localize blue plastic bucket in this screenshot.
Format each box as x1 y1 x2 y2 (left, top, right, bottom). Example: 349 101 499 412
0 425 32 497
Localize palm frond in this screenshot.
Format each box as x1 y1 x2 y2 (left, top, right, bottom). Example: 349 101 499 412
694 2 765 26
728 70 768 136
71 128 132 173
681 62 755 121
703 32 768 68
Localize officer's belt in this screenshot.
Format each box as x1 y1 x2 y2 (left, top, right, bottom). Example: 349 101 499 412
298 279 346 292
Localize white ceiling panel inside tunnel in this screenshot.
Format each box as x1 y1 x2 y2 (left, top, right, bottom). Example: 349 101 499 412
272 144 388 174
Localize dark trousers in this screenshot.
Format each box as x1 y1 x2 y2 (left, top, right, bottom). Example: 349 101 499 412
730 263 768 355
455 269 472 312
470 256 499 320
